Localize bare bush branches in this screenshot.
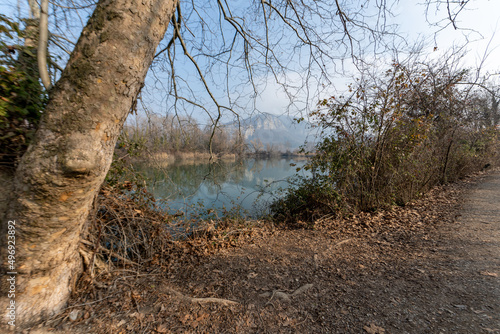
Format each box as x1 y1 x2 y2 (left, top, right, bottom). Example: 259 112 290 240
272 53 500 222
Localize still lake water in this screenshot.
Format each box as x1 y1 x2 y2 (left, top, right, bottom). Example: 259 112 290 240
135 158 309 218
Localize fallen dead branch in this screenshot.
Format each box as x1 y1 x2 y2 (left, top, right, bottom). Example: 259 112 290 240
162 286 239 306
260 283 314 302
333 238 353 248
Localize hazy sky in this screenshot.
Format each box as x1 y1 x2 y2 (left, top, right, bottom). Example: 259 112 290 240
256 0 500 115
397 1 500 70
1 0 498 122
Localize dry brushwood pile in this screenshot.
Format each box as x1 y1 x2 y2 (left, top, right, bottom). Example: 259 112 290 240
79 184 267 276
32 169 499 334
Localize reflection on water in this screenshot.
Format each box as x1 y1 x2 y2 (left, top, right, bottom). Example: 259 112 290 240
134 158 309 217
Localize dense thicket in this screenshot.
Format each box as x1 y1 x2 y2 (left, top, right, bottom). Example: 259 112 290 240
272 60 500 223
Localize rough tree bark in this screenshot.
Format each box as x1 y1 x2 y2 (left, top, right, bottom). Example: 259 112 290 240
1 0 177 328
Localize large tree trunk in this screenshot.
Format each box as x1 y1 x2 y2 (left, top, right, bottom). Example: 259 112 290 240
1 0 177 328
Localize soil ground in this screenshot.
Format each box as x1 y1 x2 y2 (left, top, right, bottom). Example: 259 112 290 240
27 169 499 334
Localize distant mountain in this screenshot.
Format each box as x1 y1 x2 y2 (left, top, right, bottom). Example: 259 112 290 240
229 113 311 151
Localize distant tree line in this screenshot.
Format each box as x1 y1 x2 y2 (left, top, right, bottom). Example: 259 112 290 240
119 114 246 157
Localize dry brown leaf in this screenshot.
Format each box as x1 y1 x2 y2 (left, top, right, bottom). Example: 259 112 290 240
156 323 168 333
363 323 386 334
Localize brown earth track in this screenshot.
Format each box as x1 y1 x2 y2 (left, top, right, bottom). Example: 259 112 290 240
25 169 500 334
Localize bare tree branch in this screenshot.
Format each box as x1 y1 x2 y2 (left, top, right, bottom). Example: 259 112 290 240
38 0 52 90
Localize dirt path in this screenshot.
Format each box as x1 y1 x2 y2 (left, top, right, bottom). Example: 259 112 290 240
32 170 500 333
439 170 500 333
